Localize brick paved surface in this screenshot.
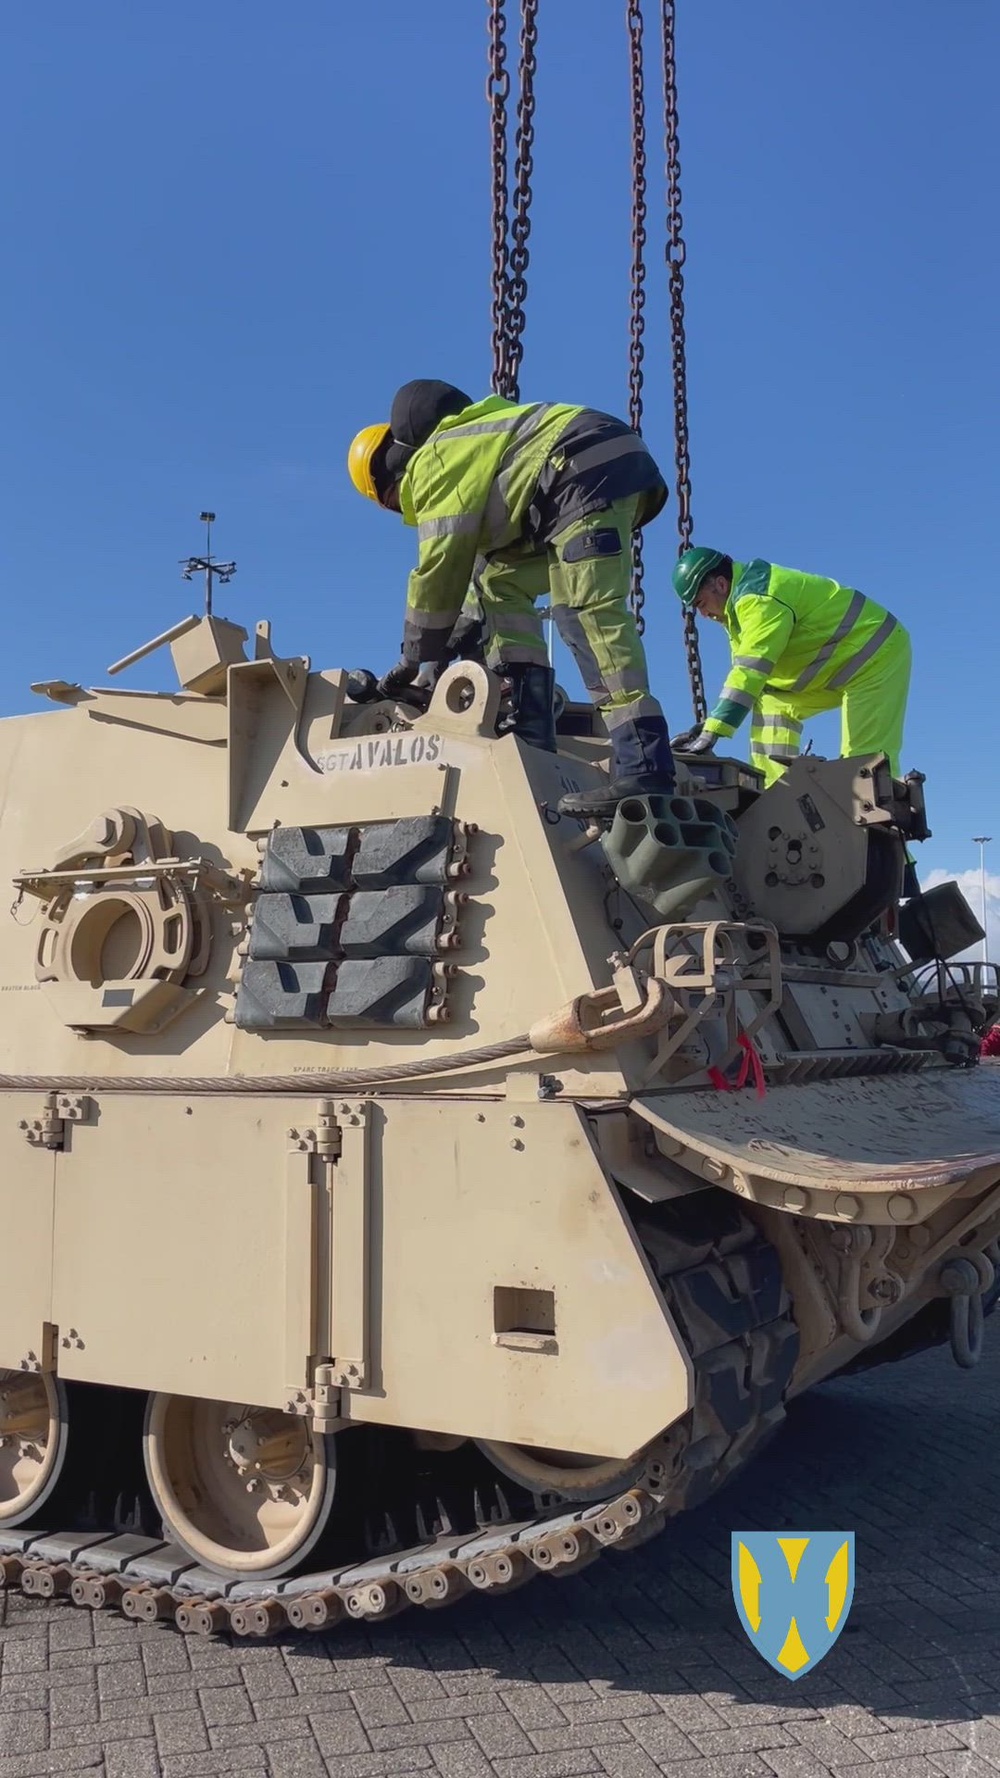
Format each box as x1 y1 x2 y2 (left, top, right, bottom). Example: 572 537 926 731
4 1334 1000 1778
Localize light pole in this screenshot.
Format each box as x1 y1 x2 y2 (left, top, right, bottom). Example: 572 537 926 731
972 836 991 966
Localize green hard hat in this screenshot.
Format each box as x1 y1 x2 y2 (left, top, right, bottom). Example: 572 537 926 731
672 547 726 607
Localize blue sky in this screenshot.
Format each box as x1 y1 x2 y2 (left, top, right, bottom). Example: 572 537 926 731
2 2 997 937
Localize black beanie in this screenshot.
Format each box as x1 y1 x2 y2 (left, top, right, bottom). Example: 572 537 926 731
391 380 472 446
381 380 474 488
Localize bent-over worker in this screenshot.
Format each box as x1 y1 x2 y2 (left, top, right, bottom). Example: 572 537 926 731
348 379 677 818
671 548 911 786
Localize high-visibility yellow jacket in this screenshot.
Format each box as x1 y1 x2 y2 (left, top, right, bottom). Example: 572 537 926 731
702 559 903 740
398 396 665 663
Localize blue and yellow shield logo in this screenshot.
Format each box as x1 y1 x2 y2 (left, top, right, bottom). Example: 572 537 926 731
731 1532 855 1679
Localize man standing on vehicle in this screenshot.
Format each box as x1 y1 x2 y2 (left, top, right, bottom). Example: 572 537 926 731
348 379 677 817
671 547 911 785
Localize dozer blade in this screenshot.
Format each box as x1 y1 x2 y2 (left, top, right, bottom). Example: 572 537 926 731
634 1063 1000 1220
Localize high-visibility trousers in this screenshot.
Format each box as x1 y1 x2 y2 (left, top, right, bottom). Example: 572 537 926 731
749 622 912 786
474 493 674 782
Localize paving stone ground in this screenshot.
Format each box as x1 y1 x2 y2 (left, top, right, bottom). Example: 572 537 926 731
4 1332 1000 1778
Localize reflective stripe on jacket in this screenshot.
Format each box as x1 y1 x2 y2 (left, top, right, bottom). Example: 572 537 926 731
703 558 903 739
397 397 664 663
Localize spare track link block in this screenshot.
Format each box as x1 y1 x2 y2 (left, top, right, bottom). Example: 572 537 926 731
248 892 344 961
237 815 462 1029
259 827 354 894
338 886 448 958
352 816 454 888
326 955 434 1028
233 959 332 1028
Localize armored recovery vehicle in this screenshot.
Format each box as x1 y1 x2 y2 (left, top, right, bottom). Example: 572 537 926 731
0 606 997 1637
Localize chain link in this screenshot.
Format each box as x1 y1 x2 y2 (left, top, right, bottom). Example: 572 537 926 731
506 0 538 402
487 0 537 403
487 0 512 398
660 0 706 722
626 1 647 636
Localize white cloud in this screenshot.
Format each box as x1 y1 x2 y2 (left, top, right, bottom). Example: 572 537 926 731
920 867 1000 965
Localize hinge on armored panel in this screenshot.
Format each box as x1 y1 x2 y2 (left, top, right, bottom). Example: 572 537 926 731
283 1115 328 1414
284 1102 371 1432
17 1323 59 1377
310 1362 343 1434
322 1099 371 1404
19 1093 89 1152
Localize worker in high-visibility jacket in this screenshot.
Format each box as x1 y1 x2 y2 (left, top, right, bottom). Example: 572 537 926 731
348 379 677 817
671 548 912 786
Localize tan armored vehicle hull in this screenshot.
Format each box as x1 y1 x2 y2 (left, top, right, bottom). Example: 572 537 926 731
0 623 997 1633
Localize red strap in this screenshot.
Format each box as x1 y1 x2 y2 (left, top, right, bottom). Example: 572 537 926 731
708 1033 766 1100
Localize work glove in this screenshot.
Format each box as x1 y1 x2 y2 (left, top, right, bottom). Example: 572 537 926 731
675 728 716 755
376 660 419 699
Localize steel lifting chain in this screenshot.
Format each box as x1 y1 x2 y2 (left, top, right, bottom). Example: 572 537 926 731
487 0 538 402
507 0 538 401
626 0 648 635
487 0 512 398
660 0 706 722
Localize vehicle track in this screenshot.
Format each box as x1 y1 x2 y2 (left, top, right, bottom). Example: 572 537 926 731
0 1193 799 1637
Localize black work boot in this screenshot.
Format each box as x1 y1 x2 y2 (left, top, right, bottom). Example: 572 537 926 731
557 772 676 819
503 663 557 753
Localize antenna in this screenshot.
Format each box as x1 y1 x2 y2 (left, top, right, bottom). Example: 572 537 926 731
180 510 236 618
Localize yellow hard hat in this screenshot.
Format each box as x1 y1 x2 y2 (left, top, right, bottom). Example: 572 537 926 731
348 422 392 503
